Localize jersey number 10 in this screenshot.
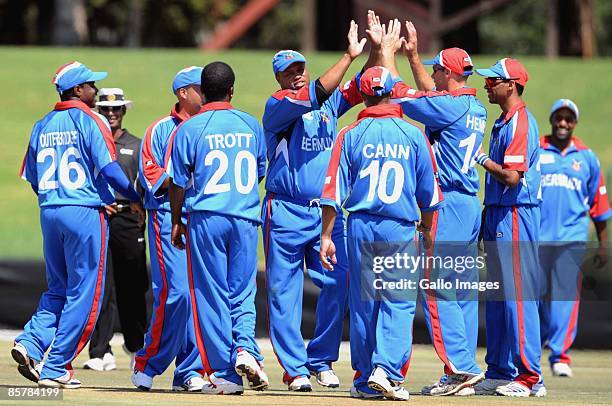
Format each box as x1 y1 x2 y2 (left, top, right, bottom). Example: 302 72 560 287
359 160 404 204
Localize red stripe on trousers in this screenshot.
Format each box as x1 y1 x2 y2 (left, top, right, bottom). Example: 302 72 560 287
560 274 582 365
185 214 214 375
423 211 453 373
511 206 539 387
70 210 107 364
135 211 169 372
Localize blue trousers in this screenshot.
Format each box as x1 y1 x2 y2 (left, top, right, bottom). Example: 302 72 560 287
348 212 416 390
262 193 348 382
538 242 583 366
483 205 542 388
186 212 262 385
16 206 108 380
421 190 481 375
135 210 202 386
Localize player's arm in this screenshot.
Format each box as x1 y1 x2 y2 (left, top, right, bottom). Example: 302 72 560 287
139 122 171 197
169 182 187 250
320 205 338 271
19 122 41 195
586 155 612 267
169 125 194 250
401 21 435 91
475 151 522 187
414 130 444 248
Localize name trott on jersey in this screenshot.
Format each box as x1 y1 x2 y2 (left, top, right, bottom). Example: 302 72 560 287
205 132 253 149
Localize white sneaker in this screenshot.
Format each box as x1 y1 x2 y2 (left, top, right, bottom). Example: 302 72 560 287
314 369 340 388
234 351 269 391
287 376 312 392
430 372 484 396
531 380 548 397
552 362 573 377
201 373 244 395
131 370 153 391
421 374 449 395
473 378 510 395
38 371 81 389
350 385 384 399
123 345 136 370
103 353 116 371
172 375 206 392
367 367 410 401
456 386 475 396
11 343 40 383
495 381 531 397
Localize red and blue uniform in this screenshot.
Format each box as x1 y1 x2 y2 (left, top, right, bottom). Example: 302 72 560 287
321 103 442 391
538 135 611 367
171 102 267 385
136 104 203 387
262 76 361 381
391 81 486 376
17 100 116 381
482 102 543 388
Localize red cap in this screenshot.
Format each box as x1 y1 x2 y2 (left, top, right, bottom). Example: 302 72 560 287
423 48 473 76
360 66 394 96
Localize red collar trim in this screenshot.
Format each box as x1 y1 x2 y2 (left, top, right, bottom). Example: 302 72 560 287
54 100 91 111
449 87 477 97
500 101 526 123
357 104 403 120
200 101 233 113
171 103 191 122
541 134 589 153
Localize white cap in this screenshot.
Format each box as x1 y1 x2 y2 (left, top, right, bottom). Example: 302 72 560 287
96 88 133 108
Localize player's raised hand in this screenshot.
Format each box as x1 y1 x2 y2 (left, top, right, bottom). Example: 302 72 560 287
347 20 367 60
171 222 187 250
402 21 418 57
319 236 337 271
381 18 403 54
366 10 383 49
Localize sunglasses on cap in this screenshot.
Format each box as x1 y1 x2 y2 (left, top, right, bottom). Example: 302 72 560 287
98 106 124 113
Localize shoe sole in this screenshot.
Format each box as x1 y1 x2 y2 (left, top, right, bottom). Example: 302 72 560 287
496 391 530 397
12 347 40 383
316 379 339 388
38 379 81 389
435 374 485 397
236 364 269 391
288 385 312 392
83 364 104 371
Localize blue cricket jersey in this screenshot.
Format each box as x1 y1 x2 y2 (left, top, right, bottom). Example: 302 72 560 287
391 82 487 195
171 102 267 223
262 75 362 200
321 104 443 222
484 102 541 206
20 100 116 207
539 135 611 241
139 104 191 211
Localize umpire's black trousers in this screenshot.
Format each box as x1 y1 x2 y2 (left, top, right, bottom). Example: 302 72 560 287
88 209 149 358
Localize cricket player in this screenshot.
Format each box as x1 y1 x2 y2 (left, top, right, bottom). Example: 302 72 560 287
131 66 205 391
472 58 545 397
13 61 144 388
367 14 486 395
538 99 610 378
169 61 268 395
320 65 442 401
261 20 366 391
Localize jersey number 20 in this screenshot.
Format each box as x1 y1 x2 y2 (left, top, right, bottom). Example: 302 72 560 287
203 150 257 195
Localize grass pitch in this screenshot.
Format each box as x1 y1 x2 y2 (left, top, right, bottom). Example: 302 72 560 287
1 339 612 405
1 47 612 259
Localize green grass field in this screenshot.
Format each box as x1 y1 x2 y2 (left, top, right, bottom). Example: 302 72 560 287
1 47 612 258
1 339 612 405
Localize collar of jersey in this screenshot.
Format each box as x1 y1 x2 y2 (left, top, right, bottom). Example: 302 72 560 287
357 103 403 120
200 101 233 113
540 135 588 155
497 101 526 124
54 100 91 112
448 87 477 97
171 103 191 122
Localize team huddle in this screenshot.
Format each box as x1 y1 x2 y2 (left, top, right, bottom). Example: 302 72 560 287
11 10 610 401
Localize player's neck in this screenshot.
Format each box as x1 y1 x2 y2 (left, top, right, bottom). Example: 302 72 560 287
447 80 466 92
500 94 523 115
549 134 572 152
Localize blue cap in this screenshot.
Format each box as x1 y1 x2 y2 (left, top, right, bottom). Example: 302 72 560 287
550 98 579 121
172 66 203 93
52 61 107 93
272 50 306 74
